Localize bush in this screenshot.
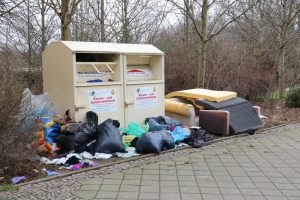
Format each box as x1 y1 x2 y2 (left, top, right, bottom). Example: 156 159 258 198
285 87 300 108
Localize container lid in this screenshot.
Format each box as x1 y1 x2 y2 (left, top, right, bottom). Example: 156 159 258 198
57 41 163 55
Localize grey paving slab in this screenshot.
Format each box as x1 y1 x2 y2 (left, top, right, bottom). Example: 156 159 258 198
3 124 300 200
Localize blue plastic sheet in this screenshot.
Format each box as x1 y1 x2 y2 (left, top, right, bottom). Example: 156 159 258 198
171 126 189 143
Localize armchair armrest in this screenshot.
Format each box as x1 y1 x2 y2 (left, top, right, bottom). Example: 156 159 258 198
252 106 261 116
164 99 196 127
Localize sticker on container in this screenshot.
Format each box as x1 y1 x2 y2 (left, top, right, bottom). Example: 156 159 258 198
88 89 117 113
135 86 157 109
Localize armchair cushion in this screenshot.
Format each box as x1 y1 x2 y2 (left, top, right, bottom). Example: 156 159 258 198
199 110 230 135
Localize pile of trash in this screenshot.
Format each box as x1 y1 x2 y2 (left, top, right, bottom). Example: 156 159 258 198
29 111 213 166
19 89 213 172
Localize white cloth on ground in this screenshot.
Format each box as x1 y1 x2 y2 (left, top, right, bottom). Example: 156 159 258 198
116 147 140 158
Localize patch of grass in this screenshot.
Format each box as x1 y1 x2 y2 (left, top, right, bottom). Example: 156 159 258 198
285 87 300 108
0 184 19 192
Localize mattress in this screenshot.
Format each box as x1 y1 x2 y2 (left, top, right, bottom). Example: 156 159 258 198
165 89 237 102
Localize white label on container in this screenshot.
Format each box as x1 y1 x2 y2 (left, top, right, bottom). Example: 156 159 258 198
135 86 157 109
88 89 117 113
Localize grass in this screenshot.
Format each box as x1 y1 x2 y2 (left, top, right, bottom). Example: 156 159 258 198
0 184 19 192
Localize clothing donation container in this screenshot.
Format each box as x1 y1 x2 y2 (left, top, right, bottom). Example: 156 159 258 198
42 41 164 127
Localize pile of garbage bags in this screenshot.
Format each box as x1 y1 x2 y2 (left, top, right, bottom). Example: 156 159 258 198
123 116 213 154
16 89 217 174
32 111 127 156
21 89 214 158
30 108 214 157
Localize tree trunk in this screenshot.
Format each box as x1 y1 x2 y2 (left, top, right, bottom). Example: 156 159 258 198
276 23 289 98
26 0 33 88
122 0 129 43
100 0 105 42
60 0 70 40
41 0 47 52
61 24 70 40
184 0 189 53
198 0 208 88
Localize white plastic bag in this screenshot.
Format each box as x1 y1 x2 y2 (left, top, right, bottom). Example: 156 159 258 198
19 88 55 133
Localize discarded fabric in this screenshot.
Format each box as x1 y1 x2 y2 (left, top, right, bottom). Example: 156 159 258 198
94 153 112 159
32 129 59 156
11 176 26 185
71 163 82 170
43 169 60 176
43 121 60 145
79 151 94 159
66 156 80 165
175 143 189 148
171 126 189 143
183 127 213 148
116 147 140 158
41 153 81 165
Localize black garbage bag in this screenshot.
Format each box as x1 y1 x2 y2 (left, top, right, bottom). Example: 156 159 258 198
161 130 176 150
94 119 126 154
136 130 175 154
146 118 166 131
55 111 98 153
54 134 75 152
145 116 182 132
183 127 213 148
73 111 98 153
130 137 139 147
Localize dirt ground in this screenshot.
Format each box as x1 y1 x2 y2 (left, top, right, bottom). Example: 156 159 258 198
0 101 299 186
256 101 300 128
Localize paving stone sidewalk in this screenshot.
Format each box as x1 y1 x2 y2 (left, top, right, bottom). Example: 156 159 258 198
1 124 300 200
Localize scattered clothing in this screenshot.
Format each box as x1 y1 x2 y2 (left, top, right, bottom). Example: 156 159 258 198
94 153 112 159
71 163 82 170
175 143 189 148
116 147 140 158
183 127 213 148
66 156 80 165
79 151 94 159
41 151 112 166
43 169 60 176
171 126 189 143
11 176 26 185
41 153 81 165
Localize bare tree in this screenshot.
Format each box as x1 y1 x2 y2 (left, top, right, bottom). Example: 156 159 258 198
167 0 257 87
265 0 300 98
48 0 82 40
0 0 23 17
